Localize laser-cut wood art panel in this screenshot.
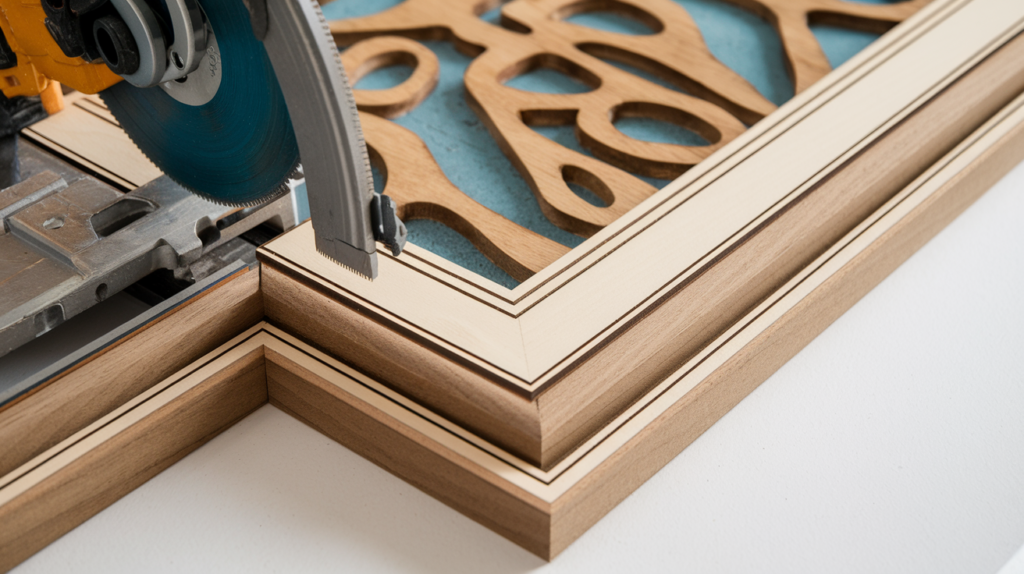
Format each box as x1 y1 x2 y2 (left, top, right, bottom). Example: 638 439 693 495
331 0 931 281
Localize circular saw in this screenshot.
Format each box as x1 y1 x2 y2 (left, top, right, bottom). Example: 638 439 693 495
0 0 406 278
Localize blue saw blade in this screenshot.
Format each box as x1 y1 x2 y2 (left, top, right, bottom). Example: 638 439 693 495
100 0 299 206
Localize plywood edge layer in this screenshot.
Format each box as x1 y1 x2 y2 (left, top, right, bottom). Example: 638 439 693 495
0 266 264 478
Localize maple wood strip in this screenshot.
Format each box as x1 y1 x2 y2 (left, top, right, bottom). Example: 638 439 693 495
18 130 136 190
0 346 267 572
21 93 161 189
0 267 263 478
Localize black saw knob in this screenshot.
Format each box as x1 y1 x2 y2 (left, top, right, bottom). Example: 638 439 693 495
93 14 140 75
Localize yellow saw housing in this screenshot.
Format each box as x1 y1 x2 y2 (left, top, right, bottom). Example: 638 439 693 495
0 0 122 112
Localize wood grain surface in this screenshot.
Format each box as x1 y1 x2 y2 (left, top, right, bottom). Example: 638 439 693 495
0 267 263 478
534 29 1024 466
266 347 554 557
0 340 267 571
21 93 160 190
549 87 1024 558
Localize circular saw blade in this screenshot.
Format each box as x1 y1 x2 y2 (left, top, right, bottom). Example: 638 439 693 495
100 0 299 206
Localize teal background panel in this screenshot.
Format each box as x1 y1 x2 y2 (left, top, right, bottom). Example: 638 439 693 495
298 0 884 288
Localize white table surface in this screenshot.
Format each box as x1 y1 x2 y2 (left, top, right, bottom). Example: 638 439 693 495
13 161 1024 574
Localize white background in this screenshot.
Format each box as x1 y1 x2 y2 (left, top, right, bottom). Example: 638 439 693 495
13 161 1024 573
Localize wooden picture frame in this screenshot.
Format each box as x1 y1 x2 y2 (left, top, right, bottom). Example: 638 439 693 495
3 0 1024 565
260 0 1024 469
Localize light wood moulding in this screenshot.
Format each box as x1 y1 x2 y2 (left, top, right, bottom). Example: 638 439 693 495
261 0 1024 469
21 93 162 190
7 89 1024 560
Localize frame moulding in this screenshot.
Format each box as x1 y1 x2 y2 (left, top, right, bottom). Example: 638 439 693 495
5 85 1024 559
4 0 1024 565
259 0 1024 468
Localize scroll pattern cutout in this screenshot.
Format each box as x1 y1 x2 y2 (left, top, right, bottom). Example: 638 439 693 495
331 0 930 282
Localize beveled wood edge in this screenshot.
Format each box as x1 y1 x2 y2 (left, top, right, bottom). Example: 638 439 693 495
260 0 1024 385
5 94 1022 563
260 37 1024 469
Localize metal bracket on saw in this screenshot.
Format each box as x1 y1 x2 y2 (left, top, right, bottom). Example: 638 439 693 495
0 170 295 358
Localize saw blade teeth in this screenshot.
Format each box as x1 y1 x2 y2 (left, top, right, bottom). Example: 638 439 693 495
189 183 290 208
159 173 295 209
315 248 373 281
100 75 302 208
174 160 300 208
96 106 300 209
